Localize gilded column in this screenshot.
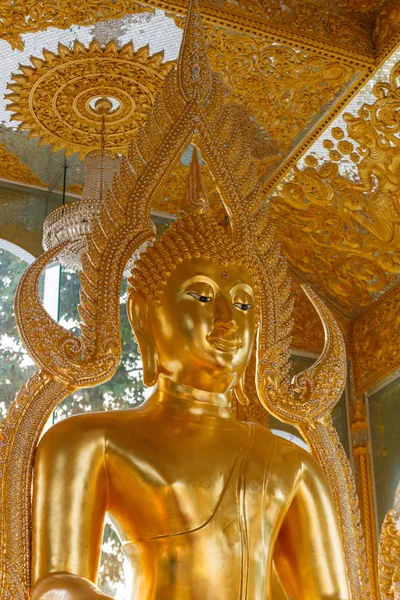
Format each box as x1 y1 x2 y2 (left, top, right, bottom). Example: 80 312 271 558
351 396 379 600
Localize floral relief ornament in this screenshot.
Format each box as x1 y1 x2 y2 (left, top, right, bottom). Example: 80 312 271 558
0 0 373 56
270 59 400 314
0 143 44 186
0 0 152 50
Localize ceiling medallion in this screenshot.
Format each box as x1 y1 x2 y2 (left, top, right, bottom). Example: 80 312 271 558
6 40 172 158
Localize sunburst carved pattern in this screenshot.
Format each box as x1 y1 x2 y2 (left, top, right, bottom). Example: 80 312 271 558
6 40 173 158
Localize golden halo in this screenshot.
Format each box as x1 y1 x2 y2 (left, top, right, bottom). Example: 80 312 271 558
6 40 173 158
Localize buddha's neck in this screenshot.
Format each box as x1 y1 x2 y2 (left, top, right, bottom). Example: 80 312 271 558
151 375 235 419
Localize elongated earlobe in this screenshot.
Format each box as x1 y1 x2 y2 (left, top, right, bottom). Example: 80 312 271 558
142 343 160 387
127 293 160 387
233 375 250 406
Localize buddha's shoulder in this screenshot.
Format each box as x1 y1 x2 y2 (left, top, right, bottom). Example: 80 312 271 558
36 408 140 456
253 424 322 477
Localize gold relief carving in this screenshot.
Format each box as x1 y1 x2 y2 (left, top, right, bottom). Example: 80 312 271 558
269 196 391 314
6 40 172 158
171 20 356 160
222 0 373 54
0 0 378 62
329 0 386 13
0 143 44 186
378 509 400 599
0 0 152 50
163 0 375 66
373 1 400 55
352 282 400 394
202 26 355 157
270 58 400 315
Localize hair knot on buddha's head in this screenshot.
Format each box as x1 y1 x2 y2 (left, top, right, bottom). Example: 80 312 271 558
128 213 259 306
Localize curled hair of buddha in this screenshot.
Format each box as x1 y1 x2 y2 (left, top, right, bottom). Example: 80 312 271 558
128 212 260 307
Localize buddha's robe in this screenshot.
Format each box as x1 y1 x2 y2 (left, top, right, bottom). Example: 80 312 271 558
32 401 349 599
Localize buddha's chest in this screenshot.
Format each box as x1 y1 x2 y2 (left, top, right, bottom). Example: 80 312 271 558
106 423 290 545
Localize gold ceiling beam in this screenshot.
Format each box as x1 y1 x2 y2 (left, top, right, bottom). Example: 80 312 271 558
0 0 390 68
264 67 373 193
265 40 400 194
147 0 376 68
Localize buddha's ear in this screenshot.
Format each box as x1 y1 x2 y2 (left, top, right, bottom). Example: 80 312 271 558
233 373 250 406
127 292 159 387
127 291 150 336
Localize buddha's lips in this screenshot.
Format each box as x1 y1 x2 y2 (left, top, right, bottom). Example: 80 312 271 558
206 335 242 353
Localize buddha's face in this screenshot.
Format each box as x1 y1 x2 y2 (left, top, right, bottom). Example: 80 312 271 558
129 257 257 394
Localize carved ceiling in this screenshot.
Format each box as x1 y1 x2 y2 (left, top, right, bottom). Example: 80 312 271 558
269 52 400 316
1 0 400 61
0 10 364 190
0 5 399 324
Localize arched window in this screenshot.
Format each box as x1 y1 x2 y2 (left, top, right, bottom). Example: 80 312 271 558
0 243 35 421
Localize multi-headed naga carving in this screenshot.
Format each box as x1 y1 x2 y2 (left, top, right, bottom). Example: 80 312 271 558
0 0 371 598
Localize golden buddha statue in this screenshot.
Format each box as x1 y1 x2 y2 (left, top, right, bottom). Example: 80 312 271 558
0 1 372 599
31 213 350 599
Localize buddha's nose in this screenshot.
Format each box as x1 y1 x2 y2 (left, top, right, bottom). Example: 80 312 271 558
213 295 238 333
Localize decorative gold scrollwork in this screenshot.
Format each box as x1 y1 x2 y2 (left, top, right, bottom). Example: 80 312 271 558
0 0 152 50
378 509 400 599
0 143 44 186
270 58 400 314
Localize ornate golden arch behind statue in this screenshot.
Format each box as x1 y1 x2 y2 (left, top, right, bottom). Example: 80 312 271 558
0 1 371 598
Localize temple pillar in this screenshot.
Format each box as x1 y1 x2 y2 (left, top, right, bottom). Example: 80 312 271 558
351 396 379 600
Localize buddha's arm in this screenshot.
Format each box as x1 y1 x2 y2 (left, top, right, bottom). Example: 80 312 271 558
273 452 351 600
31 417 110 600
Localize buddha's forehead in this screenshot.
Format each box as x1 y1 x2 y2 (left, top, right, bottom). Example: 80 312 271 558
165 257 255 291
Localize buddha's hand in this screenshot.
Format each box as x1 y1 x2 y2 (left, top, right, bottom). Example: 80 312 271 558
31 572 113 600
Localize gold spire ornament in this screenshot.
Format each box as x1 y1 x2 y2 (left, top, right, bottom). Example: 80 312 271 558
180 148 210 215
0 0 373 599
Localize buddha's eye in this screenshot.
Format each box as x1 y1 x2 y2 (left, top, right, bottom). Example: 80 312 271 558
233 302 253 311
187 291 212 303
